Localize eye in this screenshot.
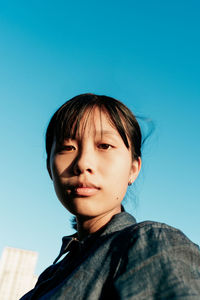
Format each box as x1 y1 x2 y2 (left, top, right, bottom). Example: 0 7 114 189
98 143 112 150
64 145 76 151
57 145 76 153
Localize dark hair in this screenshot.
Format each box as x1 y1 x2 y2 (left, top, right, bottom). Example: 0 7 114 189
46 93 142 166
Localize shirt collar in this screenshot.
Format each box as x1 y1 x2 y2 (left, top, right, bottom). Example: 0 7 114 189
53 212 136 264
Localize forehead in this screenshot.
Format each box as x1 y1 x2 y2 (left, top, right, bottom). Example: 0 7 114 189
54 105 130 150
75 108 118 137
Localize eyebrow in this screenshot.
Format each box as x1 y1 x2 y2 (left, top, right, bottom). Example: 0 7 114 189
63 130 119 141
93 130 122 141
97 130 118 136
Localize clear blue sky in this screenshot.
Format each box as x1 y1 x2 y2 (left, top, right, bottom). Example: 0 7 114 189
0 0 200 275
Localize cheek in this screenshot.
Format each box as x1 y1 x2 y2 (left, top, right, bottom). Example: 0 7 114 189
102 155 132 183
51 155 70 177
50 158 60 179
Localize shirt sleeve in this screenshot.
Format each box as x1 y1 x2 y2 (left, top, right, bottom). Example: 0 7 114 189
113 223 200 299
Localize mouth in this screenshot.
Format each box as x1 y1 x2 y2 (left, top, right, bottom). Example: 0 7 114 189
75 187 99 196
66 182 100 197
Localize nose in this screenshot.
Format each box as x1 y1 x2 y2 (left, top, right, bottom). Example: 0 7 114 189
73 146 95 175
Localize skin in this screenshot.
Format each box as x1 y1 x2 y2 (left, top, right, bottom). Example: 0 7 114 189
48 108 141 239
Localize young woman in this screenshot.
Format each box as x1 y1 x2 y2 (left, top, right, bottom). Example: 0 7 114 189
21 94 200 299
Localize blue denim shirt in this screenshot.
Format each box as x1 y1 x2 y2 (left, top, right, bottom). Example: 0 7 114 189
21 212 200 299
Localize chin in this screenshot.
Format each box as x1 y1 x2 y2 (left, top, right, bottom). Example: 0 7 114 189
61 201 99 217
60 197 121 219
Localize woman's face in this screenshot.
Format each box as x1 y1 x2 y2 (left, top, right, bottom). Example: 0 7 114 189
48 108 141 218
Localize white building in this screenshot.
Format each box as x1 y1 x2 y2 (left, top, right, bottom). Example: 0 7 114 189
0 247 38 300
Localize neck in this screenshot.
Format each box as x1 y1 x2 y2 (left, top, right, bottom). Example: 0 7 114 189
76 206 122 240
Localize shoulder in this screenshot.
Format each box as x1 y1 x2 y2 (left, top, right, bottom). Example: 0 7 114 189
105 214 200 263
120 220 200 267
113 220 200 299
118 219 198 249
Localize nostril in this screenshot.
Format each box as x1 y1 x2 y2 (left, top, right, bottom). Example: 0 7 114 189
73 165 81 175
73 163 93 175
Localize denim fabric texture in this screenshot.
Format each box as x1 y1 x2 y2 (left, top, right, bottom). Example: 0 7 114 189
20 212 200 299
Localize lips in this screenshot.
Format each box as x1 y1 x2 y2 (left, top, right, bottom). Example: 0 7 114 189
75 187 99 196
66 182 100 197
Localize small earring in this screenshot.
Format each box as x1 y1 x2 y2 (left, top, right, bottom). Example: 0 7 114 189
128 181 132 186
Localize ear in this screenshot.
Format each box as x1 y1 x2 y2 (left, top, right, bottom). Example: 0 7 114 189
46 160 52 180
129 157 142 184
